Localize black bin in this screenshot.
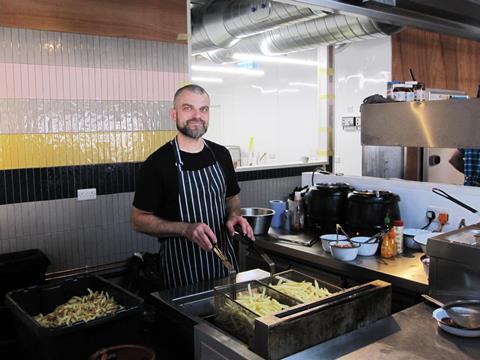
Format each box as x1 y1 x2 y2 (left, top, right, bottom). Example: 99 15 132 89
0 249 50 300
5 275 144 360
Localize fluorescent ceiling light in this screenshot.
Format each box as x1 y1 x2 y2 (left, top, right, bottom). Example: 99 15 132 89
233 53 318 66
252 85 299 94
191 65 264 76
337 74 389 89
288 82 318 88
192 76 224 83
278 89 299 93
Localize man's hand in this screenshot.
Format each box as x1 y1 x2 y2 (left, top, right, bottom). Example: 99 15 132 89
226 215 255 241
184 223 217 251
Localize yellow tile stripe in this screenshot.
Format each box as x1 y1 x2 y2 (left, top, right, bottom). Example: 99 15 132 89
0 131 176 170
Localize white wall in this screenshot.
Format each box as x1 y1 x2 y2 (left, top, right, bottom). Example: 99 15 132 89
192 49 328 166
334 37 392 176
303 173 480 232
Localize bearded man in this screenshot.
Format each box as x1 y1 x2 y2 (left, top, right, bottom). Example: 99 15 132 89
131 84 253 288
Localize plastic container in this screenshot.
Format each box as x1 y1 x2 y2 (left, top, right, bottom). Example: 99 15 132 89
392 219 404 254
0 249 50 300
269 200 286 228
5 275 144 360
214 280 300 346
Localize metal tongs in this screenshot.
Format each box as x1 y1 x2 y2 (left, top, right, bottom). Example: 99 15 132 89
365 229 387 243
232 225 276 276
212 243 236 276
432 188 479 215
336 224 354 246
212 242 237 299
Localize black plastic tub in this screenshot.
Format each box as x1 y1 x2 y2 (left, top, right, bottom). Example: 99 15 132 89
0 249 50 300
5 275 144 360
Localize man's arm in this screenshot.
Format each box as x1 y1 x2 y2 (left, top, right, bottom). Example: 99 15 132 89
224 195 254 240
131 206 217 251
449 149 465 173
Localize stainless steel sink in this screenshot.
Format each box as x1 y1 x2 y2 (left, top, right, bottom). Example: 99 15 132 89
170 268 271 319
172 290 215 318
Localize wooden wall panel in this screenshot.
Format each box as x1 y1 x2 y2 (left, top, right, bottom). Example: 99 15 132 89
0 0 187 43
392 28 480 97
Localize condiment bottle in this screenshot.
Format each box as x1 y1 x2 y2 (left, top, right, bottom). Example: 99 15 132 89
381 214 396 258
283 209 291 232
392 219 404 254
291 191 305 232
381 228 397 258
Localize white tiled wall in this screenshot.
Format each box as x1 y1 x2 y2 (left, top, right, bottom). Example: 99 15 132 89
334 37 392 176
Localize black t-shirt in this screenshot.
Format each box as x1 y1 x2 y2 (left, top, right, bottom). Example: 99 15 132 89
133 139 240 221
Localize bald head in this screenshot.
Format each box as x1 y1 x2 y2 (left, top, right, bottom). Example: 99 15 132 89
173 84 209 107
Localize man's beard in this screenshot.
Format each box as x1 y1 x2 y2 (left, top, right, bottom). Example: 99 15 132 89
177 119 208 139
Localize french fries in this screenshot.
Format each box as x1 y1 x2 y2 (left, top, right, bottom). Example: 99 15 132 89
34 288 123 327
270 279 331 303
235 283 289 316
215 283 291 344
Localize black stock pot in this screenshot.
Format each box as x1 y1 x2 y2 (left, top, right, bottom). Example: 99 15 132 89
345 190 401 236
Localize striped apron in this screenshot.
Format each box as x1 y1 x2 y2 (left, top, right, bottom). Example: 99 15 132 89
158 137 239 288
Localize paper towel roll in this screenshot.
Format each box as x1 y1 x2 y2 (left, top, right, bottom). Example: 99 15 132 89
269 200 286 228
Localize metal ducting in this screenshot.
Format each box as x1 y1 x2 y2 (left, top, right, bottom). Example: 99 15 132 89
284 0 480 42
204 13 402 63
191 0 326 54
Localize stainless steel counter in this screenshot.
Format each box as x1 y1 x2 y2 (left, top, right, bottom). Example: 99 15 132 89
151 269 477 360
252 234 428 294
286 302 479 360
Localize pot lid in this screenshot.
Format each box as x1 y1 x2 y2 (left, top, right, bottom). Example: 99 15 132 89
349 190 400 202
310 182 353 193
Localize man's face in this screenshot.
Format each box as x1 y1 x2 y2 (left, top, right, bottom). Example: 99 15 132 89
171 90 210 139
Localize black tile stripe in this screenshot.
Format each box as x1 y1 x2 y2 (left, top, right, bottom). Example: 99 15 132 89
0 163 326 205
236 165 321 182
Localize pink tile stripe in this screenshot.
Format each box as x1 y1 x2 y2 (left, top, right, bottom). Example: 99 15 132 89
0 63 188 101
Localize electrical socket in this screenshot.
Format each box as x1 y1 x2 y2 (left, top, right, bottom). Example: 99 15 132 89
77 188 97 201
426 205 450 223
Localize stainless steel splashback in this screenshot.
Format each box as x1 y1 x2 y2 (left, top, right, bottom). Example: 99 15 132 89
361 99 480 148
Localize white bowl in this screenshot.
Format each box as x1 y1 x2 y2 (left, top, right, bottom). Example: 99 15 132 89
352 236 379 256
414 232 443 253
404 228 431 250
320 234 347 253
330 240 360 261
